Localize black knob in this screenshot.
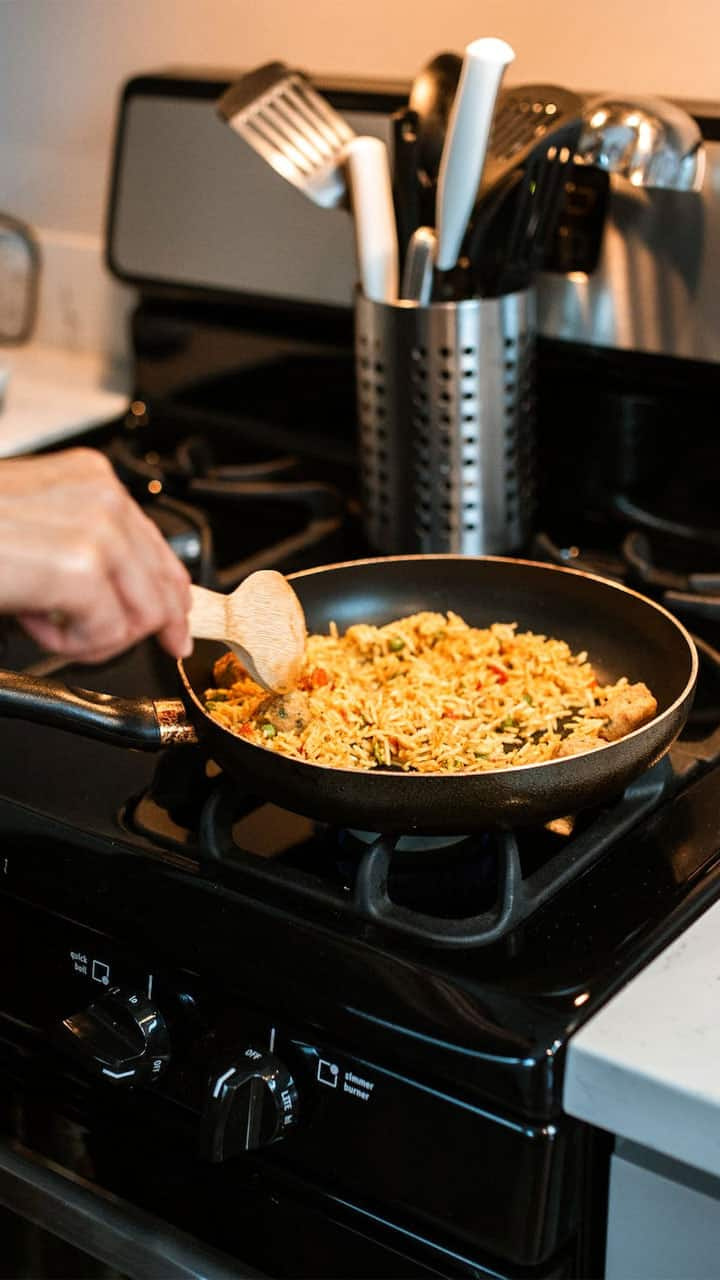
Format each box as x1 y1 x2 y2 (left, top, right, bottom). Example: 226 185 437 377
202 1047 299 1162
58 986 171 1085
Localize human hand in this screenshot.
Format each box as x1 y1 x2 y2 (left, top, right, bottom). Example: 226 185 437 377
0 447 192 663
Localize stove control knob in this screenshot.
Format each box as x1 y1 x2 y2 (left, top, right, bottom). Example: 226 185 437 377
202 1047 299 1162
58 987 171 1085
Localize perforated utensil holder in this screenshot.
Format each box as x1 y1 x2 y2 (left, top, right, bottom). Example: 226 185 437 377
355 289 536 555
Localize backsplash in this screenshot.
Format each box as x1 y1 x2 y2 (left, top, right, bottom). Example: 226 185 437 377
32 227 132 370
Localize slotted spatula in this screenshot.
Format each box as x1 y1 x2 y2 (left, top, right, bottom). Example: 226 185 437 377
472 121 583 295
217 62 398 302
217 61 354 208
478 84 584 204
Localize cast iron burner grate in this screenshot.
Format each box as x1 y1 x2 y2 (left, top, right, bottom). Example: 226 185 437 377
535 509 720 632
534 523 720 727
195 763 672 946
125 720 720 948
106 415 348 592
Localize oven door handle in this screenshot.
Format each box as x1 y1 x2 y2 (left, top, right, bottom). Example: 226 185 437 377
0 1137 266 1280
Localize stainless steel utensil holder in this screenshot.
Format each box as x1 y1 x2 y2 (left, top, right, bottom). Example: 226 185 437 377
355 289 536 555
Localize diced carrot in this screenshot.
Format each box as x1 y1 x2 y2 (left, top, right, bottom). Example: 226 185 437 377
489 663 508 685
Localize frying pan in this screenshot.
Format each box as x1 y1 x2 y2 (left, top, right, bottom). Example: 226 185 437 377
0 557 697 835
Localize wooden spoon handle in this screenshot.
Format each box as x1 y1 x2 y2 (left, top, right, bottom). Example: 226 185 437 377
188 584 228 642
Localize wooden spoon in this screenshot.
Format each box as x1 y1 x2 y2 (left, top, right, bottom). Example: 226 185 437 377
188 571 306 693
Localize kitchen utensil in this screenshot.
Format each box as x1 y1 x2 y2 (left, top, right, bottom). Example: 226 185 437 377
462 169 525 292
478 85 584 206
344 136 399 303
217 62 398 302
462 88 585 295
399 39 518 305
543 162 610 275
188 570 306 694
0 558 695 834
475 122 583 296
355 289 535 554
407 52 462 195
216 61 354 209
435 37 516 272
399 226 435 303
391 107 422 266
576 95 705 191
509 131 580 263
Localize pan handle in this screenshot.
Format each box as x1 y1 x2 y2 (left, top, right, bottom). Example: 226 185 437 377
0 669 197 750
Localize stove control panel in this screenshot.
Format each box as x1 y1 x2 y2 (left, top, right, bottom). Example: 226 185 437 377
201 1048 300 1162
56 986 171 1086
0 887 576 1270
55 979 300 1159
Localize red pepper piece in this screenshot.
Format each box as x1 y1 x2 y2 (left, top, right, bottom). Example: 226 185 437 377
489 663 508 685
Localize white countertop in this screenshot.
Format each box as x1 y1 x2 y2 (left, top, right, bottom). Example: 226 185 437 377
564 896 720 1178
0 343 129 457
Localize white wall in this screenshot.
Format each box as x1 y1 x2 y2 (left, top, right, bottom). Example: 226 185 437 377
1 0 719 239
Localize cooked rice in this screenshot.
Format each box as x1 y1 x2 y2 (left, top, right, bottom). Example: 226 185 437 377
202 611 647 773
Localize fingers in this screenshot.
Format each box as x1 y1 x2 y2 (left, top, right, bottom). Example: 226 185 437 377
112 500 192 658
16 569 131 663
16 613 131 667
0 448 193 664
0 447 116 498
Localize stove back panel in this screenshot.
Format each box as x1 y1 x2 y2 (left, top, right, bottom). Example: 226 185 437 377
106 72 720 364
107 72 402 311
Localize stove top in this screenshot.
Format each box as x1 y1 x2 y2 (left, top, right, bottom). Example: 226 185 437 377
2 347 720 1280
107 405 359 591
3 596 720 1125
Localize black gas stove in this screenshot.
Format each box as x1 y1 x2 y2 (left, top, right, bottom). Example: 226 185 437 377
3 372 720 1280
5 60 720 1280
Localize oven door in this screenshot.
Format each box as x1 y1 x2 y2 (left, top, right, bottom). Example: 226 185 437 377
0 1138 261 1280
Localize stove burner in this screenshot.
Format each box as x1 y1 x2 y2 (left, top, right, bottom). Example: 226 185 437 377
124 753 688 948
108 420 349 590
537 516 720 667
347 829 468 852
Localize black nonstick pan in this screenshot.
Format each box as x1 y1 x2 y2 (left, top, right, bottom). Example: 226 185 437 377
0 557 697 834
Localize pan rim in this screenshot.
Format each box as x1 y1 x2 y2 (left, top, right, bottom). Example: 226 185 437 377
180 555 698 780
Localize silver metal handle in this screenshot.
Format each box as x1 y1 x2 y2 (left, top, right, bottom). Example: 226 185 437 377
0 1138 265 1279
